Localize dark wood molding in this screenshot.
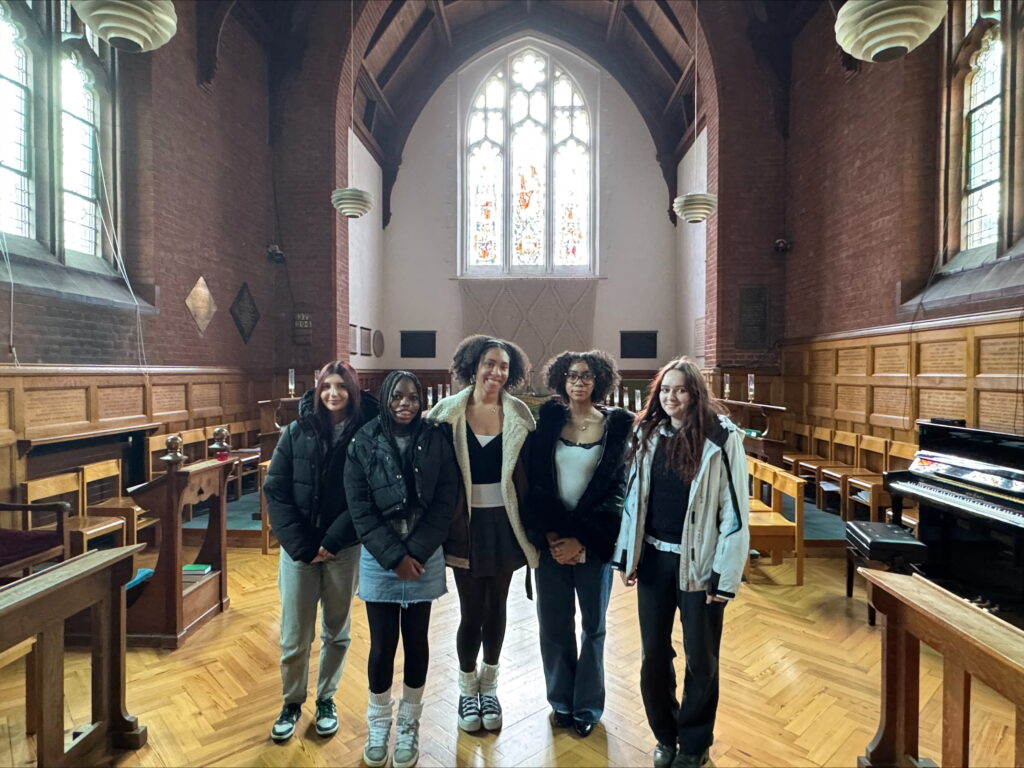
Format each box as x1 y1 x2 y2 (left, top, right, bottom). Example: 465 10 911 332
377 6 434 88
429 0 453 47
358 65 396 123
622 2 682 83
195 0 237 88
605 0 623 42
663 56 695 117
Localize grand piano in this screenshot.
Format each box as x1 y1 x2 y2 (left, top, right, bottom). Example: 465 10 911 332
884 420 1024 627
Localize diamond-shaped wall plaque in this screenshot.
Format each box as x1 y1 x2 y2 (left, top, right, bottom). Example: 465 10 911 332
185 276 217 336
230 283 260 344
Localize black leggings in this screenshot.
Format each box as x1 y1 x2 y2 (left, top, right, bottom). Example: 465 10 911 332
365 601 432 694
453 569 515 672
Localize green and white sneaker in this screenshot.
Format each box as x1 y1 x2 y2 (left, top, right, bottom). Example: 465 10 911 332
270 703 301 742
315 698 338 737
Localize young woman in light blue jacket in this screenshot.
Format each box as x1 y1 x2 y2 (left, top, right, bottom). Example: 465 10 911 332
614 357 749 768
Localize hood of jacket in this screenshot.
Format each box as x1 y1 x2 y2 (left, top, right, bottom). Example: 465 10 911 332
296 388 380 438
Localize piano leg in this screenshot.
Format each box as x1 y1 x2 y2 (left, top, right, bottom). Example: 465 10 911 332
891 495 903 528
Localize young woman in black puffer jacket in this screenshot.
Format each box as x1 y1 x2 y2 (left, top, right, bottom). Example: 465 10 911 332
522 349 631 739
345 370 459 768
264 361 378 744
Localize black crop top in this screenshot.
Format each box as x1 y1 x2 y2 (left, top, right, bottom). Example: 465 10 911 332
467 423 503 484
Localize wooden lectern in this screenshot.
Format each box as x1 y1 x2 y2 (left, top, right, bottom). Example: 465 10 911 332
719 399 787 467
125 437 231 648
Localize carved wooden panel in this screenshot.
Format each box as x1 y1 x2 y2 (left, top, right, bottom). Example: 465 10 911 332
874 345 909 374
873 387 909 417
919 341 966 375
26 389 88 426
809 383 833 409
222 382 248 406
977 391 1024 433
98 387 144 420
837 348 867 376
783 382 803 412
191 383 220 409
810 350 835 377
153 385 187 414
918 389 967 421
836 385 867 417
978 337 1021 374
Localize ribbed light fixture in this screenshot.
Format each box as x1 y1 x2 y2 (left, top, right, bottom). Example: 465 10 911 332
835 0 947 63
332 1 372 219
674 193 718 224
70 0 177 53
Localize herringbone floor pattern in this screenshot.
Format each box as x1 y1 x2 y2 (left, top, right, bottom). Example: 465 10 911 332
0 550 1016 767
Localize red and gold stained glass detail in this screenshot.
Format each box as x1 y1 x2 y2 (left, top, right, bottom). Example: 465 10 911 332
467 70 505 267
552 71 590 267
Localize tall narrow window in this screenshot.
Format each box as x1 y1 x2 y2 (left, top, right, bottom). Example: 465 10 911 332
464 46 593 275
61 54 100 257
0 12 33 239
962 29 1001 249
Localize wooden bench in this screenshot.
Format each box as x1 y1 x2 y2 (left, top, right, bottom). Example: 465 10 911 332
794 430 859 507
746 457 806 586
0 502 71 581
82 459 159 547
21 472 125 557
844 440 918 523
782 425 832 473
819 435 888 516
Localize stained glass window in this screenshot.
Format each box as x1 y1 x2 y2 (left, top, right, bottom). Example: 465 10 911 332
0 12 33 239
963 31 1001 249
465 47 592 274
61 55 100 257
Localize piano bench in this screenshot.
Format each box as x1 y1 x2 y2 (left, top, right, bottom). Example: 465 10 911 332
845 521 928 625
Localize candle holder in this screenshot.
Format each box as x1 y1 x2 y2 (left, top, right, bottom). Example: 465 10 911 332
723 373 731 400
287 368 296 398
747 373 756 403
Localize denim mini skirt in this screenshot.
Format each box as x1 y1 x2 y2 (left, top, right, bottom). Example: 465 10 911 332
357 545 447 606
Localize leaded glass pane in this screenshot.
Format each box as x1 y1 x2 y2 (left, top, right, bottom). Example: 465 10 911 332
553 76 572 107
486 111 503 144
61 57 99 256
553 109 570 143
529 90 546 123
553 139 589 267
967 99 1000 188
62 191 97 254
511 50 545 92
0 16 33 238
963 185 999 248
510 89 528 123
966 0 979 28
511 121 546 266
468 112 485 143
467 142 503 267
969 36 1001 109
962 30 1001 249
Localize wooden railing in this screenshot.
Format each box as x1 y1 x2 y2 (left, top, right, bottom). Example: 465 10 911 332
0 546 147 767
860 569 1024 768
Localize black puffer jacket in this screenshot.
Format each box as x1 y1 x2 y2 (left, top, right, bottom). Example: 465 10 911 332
345 418 459 570
523 399 632 563
264 389 379 563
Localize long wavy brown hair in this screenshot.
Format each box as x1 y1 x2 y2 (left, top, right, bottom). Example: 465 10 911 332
632 357 726 481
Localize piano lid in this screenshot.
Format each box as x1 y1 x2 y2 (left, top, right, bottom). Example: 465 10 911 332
912 421 1024 499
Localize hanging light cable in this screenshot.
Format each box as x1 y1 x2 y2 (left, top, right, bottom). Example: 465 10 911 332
672 0 717 224
332 1 373 218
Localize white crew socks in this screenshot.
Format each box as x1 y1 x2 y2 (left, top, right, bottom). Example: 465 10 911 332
478 662 499 695
458 668 479 695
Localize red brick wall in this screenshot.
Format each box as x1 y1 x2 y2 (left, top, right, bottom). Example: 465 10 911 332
784 6 941 338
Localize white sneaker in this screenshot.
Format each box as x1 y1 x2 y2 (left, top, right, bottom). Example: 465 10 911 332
363 694 393 767
393 710 420 768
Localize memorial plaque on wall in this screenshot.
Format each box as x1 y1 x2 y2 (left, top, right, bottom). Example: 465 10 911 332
918 389 966 421
810 350 835 377
872 387 909 416
191 383 220 409
735 285 769 349
222 382 247 406
836 385 867 418
98 387 144 420
874 345 909 374
153 385 186 414
919 341 966 375
810 383 833 409
782 350 805 376
978 337 1021 374
837 348 867 376
229 283 260 344
694 317 705 358
978 391 1023 433
27 389 88 426
360 327 372 356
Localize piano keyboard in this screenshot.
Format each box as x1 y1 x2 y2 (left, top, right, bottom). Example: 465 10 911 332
889 479 1024 530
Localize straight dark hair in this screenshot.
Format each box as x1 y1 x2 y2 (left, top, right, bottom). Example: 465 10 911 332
377 370 424 446
632 357 726 481
313 361 362 434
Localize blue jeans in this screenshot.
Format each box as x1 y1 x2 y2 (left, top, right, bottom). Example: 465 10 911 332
534 550 613 723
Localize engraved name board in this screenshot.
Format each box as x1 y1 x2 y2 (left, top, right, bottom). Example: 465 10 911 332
191 383 220 409
783 383 803 412
874 345 909 374
0 391 9 429
978 391 1024 433
810 350 835 377
978 337 1022 375
222 382 248 406
810 383 833 408
919 341 966 375
873 387 909 416
153 385 186 414
837 348 867 376
27 389 88 426
918 389 966 420
782 350 805 376
836 385 867 415
98 387 143 420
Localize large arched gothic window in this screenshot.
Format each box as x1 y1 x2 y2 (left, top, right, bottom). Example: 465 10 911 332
962 28 1001 249
463 47 593 276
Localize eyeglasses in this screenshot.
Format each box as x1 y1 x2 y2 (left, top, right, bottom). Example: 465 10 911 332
565 371 595 384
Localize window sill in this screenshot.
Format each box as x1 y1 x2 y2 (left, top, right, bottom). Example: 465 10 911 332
456 273 602 280
899 250 1024 315
0 242 155 312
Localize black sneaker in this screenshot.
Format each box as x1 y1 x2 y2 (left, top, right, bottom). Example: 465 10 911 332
315 698 339 737
457 694 481 732
271 703 302 742
479 692 502 730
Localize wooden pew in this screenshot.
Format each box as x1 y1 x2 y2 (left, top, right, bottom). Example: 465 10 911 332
21 472 125 557
0 546 147 767
859 569 1024 768
844 440 918 523
720 399 787 466
746 457 806 586
0 502 71 581
819 435 889 516
123 437 232 648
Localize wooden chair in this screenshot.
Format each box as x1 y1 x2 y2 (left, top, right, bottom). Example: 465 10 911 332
783 426 832 472
146 433 180 482
820 435 889 517
0 502 71 581
82 459 158 547
844 440 919 525
259 460 275 554
794 430 859 508
21 472 125 557
746 458 806 586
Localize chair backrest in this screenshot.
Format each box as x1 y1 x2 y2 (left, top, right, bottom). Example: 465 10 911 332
179 428 207 463
147 433 180 482
20 471 82 523
244 419 260 447
832 430 859 464
785 423 812 451
887 440 918 470
80 459 123 505
811 427 833 459
228 421 247 449
857 436 889 472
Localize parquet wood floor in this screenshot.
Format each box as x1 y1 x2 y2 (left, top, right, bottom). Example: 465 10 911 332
0 550 1016 767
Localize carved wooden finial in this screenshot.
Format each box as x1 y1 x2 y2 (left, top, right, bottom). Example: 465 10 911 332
161 434 186 466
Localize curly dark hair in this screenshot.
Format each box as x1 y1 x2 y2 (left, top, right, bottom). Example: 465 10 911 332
450 334 530 390
542 349 620 403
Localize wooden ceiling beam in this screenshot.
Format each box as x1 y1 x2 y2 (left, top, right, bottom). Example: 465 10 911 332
358 65 396 123
621 3 681 83
654 0 689 47
662 55 694 117
378 6 434 88
605 0 623 42
428 0 453 47
364 0 403 57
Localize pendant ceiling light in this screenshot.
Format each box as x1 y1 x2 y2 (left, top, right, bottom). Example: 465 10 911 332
672 0 716 224
70 0 177 53
835 0 948 63
332 1 372 219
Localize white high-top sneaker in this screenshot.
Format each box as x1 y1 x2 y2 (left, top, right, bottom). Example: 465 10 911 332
478 662 502 730
363 692 393 767
457 668 481 732
393 698 423 768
